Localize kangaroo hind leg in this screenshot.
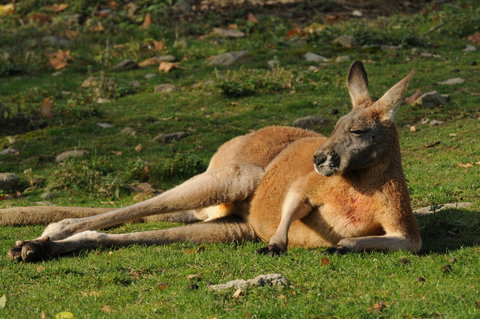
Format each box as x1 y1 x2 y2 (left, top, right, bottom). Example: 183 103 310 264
14 216 257 262
8 164 264 261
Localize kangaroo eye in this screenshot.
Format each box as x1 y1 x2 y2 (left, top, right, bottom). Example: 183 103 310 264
350 129 369 135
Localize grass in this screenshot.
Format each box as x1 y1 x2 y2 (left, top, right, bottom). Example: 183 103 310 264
0 0 480 318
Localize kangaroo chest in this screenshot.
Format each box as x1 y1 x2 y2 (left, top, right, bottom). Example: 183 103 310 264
313 190 384 237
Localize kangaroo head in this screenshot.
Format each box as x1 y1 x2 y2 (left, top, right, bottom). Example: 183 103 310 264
313 61 414 177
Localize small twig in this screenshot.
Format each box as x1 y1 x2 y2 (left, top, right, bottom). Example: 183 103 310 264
423 22 445 35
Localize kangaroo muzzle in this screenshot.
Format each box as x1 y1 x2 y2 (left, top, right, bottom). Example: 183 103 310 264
313 151 340 177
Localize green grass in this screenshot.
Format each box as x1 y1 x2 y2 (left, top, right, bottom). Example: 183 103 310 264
1 0 480 318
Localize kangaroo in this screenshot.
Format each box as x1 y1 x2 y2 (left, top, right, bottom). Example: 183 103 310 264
6 61 421 262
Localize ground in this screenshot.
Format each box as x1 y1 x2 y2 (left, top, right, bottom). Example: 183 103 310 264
0 0 479 318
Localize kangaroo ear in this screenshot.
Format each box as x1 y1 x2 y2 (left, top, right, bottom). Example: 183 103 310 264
377 69 415 120
347 61 370 109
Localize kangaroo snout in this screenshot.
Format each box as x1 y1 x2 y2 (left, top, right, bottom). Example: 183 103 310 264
313 151 340 176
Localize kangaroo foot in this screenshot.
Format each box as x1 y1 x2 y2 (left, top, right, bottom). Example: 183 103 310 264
7 237 54 262
323 246 350 255
255 244 284 256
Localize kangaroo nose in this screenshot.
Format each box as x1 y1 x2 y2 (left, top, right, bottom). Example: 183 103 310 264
313 153 327 167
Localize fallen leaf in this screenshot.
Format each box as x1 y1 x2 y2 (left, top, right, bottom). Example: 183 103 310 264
405 89 423 104
409 126 417 132
100 305 113 313
321 257 330 265
111 151 122 156
458 163 473 168
0 3 14 16
65 30 78 39
247 12 258 23
134 144 143 152
158 283 168 290
303 23 326 34
467 32 480 45
158 62 179 73
45 3 68 13
0 295 6 309
41 311 47 319
287 28 303 38
325 14 340 23
40 97 55 118
36 266 46 272
277 294 287 300
141 12 151 28
30 12 52 24
54 312 75 319
44 49 71 70
91 23 105 32
150 40 166 51
138 58 159 67
107 1 119 10
369 301 387 312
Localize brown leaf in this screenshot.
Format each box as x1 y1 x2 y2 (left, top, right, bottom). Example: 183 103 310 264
141 12 151 28
111 151 122 156
41 311 47 319
45 49 71 70
158 283 168 290
467 32 480 45
91 23 105 32
158 62 179 73
405 89 423 104
45 3 68 13
30 12 52 24
134 144 143 152
287 28 303 38
369 302 387 312
150 40 166 51
321 257 330 265
65 30 78 39
106 1 119 9
458 163 474 168
40 97 55 118
36 266 46 272
138 58 159 67
246 12 258 23
0 4 15 16
100 305 113 313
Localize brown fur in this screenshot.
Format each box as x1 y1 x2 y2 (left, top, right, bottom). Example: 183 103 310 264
5 61 421 262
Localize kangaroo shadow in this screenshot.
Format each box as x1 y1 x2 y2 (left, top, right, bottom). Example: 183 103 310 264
416 208 480 254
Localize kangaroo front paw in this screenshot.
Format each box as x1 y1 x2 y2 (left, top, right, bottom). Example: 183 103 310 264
255 244 284 256
323 246 350 255
7 237 54 262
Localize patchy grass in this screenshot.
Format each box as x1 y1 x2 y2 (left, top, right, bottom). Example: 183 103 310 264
0 0 479 318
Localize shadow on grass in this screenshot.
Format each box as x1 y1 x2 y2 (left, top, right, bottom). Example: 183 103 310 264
417 208 480 253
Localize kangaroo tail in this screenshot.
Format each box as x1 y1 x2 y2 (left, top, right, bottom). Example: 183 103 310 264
0 206 203 226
